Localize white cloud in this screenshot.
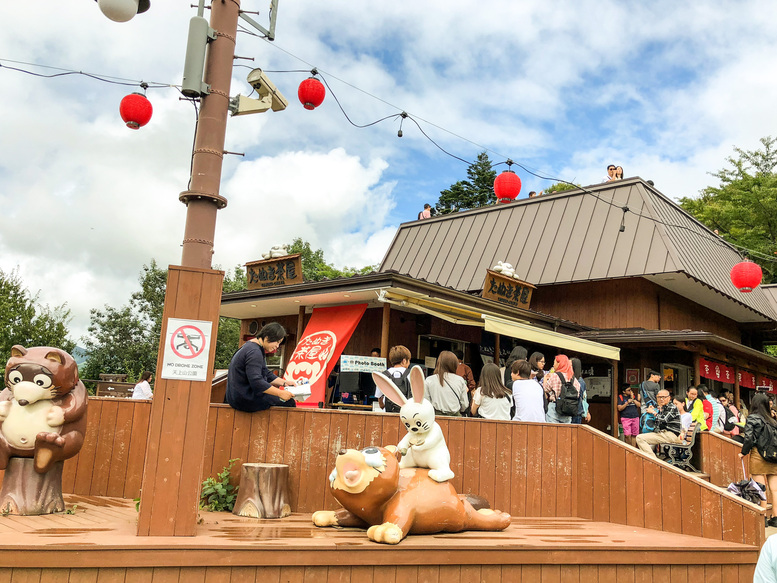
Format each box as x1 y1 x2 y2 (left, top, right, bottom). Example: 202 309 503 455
2 0 777 343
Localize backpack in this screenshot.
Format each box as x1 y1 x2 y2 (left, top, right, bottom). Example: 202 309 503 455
555 372 579 417
758 421 777 463
639 381 657 433
381 367 412 413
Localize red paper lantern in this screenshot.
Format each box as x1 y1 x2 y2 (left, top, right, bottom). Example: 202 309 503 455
119 93 153 129
298 77 325 110
494 170 521 203
730 260 762 292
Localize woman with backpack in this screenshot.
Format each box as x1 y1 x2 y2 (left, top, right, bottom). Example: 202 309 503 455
543 354 580 424
739 392 777 527
471 363 513 420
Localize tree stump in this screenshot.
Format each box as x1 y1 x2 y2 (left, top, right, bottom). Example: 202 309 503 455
0 458 65 515
232 463 291 519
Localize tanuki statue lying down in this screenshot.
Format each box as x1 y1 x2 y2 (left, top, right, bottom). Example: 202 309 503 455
312 445 511 544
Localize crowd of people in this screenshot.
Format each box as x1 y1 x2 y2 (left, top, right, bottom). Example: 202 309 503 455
373 344 589 425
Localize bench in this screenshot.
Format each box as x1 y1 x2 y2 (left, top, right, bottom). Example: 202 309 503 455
658 422 701 472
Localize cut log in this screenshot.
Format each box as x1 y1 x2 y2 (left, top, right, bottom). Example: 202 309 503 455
232 463 291 519
0 458 65 515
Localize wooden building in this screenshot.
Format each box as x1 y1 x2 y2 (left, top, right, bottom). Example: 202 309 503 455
223 177 777 434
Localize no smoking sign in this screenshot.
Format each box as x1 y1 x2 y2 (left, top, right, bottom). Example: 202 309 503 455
161 318 213 381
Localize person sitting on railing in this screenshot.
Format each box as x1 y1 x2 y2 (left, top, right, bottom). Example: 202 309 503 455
635 390 682 457
719 394 742 442
685 386 706 429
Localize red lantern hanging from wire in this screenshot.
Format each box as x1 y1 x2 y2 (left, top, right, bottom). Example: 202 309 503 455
119 92 153 130
494 161 521 203
730 259 762 292
298 73 325 111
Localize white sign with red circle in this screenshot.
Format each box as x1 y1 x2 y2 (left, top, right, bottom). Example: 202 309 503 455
161 318 213 381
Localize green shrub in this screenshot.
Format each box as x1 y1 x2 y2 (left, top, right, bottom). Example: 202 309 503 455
200 458 239 512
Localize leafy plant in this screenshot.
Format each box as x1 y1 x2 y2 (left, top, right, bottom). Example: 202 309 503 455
64 504 78 515
200 458 239 512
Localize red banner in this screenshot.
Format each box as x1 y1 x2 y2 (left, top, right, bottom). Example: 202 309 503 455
284 304 367 407
699 357 735 384
738 369 756 389
757 375 777 393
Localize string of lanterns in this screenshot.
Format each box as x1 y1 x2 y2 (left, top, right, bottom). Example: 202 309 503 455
115 70 769 295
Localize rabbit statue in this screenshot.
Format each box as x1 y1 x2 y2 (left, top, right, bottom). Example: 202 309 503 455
371 366 454 482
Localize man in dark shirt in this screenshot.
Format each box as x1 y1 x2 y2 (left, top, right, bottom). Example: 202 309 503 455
225 322 297 412
640 370 662 414
635 390 682 457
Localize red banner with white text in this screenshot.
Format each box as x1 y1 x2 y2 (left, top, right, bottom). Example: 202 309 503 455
757 375 777 393
284 303 367 407
738 369 756 390
699 357 735 384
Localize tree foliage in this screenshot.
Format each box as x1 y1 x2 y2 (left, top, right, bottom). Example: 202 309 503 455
679 136 777 283
545 181 580 194
81 260 166 381
0 268 75 362
287 238 376 281
436 151 497 214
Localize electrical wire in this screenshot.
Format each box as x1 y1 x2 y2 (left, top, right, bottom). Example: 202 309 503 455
0 59 176 89
1 55 773 263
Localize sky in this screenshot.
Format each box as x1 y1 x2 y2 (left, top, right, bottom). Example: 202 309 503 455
1 1 776 341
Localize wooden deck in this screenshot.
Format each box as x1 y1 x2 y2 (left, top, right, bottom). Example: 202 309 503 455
0 495 758 581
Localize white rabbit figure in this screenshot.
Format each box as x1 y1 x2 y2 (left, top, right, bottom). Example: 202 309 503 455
371 366 454 482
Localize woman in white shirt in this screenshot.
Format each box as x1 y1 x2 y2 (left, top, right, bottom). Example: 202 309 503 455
424 351 468 416
132 371 154 400
471 363 513 421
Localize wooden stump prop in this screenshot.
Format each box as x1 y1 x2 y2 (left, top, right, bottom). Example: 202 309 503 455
233 463 291 519
0 458 65 515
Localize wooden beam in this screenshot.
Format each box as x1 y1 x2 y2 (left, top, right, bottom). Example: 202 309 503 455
494 333 500 366
734 365 741 408
296 305 305 343
693 352 701 386
611 360 619 438
137 265 224 537
380 302 390 358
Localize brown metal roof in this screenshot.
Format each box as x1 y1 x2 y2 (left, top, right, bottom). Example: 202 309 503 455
380 178 777 323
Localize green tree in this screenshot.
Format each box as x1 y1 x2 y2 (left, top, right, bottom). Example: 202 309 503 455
81 261 166 381
0 268 75 361
213 266 247 369
287 238 376 281
436 151 497 214
679 136 777 283
545 182 580 194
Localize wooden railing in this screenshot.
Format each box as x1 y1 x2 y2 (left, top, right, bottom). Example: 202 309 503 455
0 397 763 548
695 431 749 489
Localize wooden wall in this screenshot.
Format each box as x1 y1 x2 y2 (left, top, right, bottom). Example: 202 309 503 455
696 432 750 490
531 278 742 342
0 398 762 549
576 426 763 548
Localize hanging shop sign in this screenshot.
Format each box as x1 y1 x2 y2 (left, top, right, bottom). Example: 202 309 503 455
738 369 756 389
482 269 535 309
699 357 735 384
757 375 777 393
246 254 303 290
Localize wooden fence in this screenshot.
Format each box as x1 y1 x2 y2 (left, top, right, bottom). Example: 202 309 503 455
0 397 763 548
695 431 749 490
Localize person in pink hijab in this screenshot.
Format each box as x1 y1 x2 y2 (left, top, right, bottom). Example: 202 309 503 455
543 354 580 424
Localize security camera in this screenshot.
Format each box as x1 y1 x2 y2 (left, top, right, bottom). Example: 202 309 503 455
246 68 288 112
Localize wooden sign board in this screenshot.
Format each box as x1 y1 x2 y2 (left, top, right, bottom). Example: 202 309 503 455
246 254 303 290
482 269 535 309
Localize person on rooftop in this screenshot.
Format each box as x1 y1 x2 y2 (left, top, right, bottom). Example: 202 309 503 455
602 164 616 182
418 203 432 220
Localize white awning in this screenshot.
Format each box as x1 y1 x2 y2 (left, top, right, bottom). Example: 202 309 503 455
377 290 620 360
482 314 620 361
